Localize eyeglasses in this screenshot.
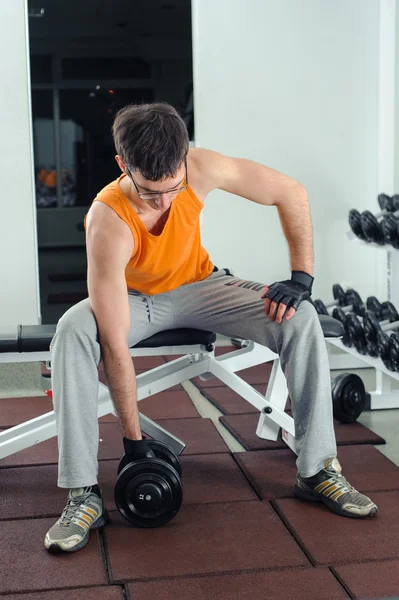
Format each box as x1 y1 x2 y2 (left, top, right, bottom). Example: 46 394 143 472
126 158 188 203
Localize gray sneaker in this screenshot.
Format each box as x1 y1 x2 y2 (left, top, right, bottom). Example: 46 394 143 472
44 486 109 553
294 458 378 518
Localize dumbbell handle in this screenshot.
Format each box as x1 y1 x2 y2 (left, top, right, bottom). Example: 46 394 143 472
379 320 399 333
381 209 399 225
328 302 360 315
325 300 356 310
374 209 389 219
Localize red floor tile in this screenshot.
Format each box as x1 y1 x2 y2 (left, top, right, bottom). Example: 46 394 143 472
127 567 349 600
0 588 124 600
234 445 399 500
274 491 399 566
220 413 386 451
0 518 107 595
104 501 309 583
334 559 399 600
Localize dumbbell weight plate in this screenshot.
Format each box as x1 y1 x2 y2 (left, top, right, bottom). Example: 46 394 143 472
363 311 383 348
344 313 368 354
349 209 367 241
115 458 183 528
345 289 364 316
331 373 366 423
378 193 394 211
314 299 329 315
377 331 395 371
332 284 345 304
381 214 399 249
382 301 399 323
332 308 352 346
118 439 182 477
389 333 399 371
360 211 385 245
366 296 383 320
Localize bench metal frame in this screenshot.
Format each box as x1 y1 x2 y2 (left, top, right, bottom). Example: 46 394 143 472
0 340 295 460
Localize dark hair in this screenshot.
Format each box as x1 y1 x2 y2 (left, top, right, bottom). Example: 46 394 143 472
112 102 189 182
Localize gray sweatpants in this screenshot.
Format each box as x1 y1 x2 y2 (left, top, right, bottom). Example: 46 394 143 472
49 268 337 488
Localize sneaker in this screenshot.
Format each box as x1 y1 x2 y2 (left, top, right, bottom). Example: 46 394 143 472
294 458 378 518
44 486 109 553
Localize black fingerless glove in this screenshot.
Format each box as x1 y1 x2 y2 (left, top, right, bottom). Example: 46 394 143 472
263 270 314 310
123 436 155 461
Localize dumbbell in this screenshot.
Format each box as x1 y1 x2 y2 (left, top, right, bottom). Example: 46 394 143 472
363 206 399 245
314 287 363 318
313 284 345 314
381 211 399 249
343 301 399 357
348 193 399 243
331 372 366 423
362 309 399 370
115 439 183 527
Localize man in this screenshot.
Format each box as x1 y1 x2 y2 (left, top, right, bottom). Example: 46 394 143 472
44 102 377 554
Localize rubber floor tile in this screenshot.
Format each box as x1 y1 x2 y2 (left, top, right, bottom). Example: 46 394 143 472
0 518 107 595
104 501 310 583
0 587 124 600
220 413 386 451
234 444 399 500
192 361 272 390
101 389 200 422
199 384 263 415
274 490 399 566
334 559 399 600
0 395 53 428
127 567 350 600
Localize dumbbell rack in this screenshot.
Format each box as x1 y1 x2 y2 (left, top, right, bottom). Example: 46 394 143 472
326 232 399 410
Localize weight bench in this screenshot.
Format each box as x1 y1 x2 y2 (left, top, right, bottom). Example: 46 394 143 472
0 316 343 461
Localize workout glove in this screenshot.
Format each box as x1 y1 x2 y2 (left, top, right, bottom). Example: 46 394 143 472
123 436 155 461
262 270 314 311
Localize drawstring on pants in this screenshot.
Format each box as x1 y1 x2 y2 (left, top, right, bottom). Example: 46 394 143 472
144 295 155 323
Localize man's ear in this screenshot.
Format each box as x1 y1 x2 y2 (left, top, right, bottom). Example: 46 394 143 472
115 155 126 172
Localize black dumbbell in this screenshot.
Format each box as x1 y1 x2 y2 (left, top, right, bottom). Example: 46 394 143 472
331 372 366 423
115 439 183 528
381 211 399 248
343 301 399 355
376 331 399 371
313 283 345 315
362 309 399 369
315 287 363 317
348 193 399 243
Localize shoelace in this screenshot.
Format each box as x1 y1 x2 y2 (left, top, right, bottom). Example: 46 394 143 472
60 493 91 527
324 468 357 494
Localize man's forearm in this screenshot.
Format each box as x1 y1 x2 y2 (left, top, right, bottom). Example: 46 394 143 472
101 345 141 440
276 188 314 276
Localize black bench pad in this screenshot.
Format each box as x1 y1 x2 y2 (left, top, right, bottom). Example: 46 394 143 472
0 316 343 354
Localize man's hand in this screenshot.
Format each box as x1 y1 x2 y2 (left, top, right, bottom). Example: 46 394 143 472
262 271 314 324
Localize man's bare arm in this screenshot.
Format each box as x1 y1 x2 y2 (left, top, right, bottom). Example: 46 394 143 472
86 202 141 439
190 148 313 275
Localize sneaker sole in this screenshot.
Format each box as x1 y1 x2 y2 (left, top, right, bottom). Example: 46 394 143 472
45 509 110 553
294 486 378 519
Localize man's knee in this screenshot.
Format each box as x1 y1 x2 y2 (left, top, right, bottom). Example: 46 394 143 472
291 300 320 332
52 299 98 344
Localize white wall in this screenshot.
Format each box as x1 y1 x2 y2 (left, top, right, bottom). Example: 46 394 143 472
0 1 40 326
193 0 387 302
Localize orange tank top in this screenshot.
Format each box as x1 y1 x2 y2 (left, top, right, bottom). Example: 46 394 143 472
88 174 214 295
